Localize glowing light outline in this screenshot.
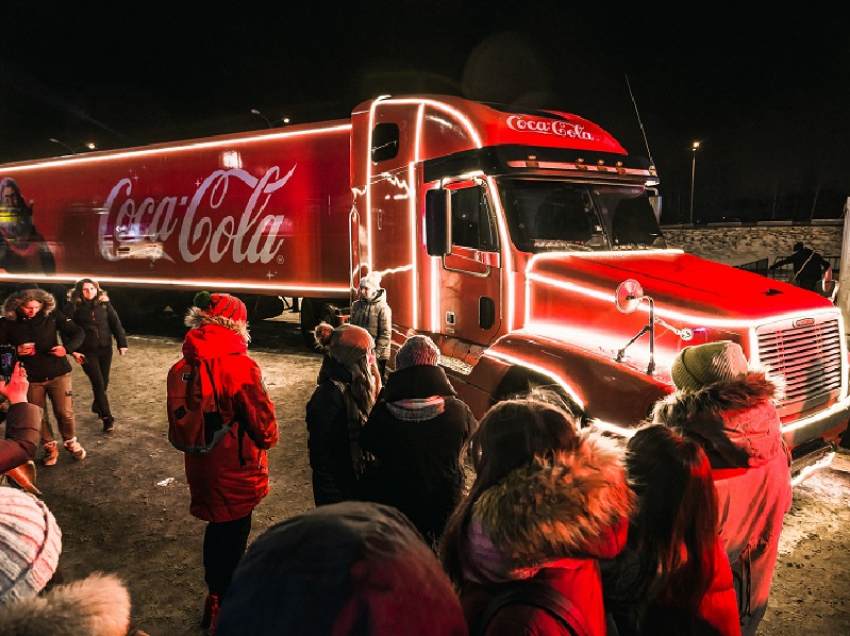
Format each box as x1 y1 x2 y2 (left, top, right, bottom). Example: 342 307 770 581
485 176 514 332
5 124 353 173
411 103 425 330
484 349 585 411
365 98 384 271
589 419 636 438
399 98 485 334
526 270 843 330
790 451 835 487
0 272 349 295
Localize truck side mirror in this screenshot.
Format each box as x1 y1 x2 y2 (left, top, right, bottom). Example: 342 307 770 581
425 188 451 257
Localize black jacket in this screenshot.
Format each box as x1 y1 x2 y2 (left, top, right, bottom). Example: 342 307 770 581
360 364 475 542
63 295 128 353
0 289 84 382
306 355 362 506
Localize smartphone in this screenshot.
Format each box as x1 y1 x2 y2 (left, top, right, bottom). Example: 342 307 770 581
0 344 17 383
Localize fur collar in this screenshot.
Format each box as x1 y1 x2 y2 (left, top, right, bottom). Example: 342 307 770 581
182 322 249 361
653 372 778 423
183 306 249 342
653 372 786 468
3 288 56 320
0 573 132 636
470 431 633 573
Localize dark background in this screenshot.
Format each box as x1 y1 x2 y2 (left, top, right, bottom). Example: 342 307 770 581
2 2 847 223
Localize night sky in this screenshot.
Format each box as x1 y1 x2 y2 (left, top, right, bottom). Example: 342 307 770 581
2 3 848 222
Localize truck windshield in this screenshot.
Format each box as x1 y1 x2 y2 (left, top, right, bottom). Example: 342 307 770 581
496 180 666 253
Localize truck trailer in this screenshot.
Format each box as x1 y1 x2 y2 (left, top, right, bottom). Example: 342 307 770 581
0 94 846 479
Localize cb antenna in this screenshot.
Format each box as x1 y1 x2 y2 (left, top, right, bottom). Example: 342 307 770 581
625 74 655 168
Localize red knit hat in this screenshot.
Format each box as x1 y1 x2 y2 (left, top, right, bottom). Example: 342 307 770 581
194 292 248 323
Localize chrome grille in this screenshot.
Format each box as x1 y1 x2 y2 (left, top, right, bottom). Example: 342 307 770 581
757 316 843 413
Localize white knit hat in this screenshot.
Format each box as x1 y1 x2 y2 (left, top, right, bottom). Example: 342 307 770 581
359 272 382 292
0 489 62 606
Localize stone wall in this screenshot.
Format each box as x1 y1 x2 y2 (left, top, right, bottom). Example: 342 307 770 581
661 222 844 266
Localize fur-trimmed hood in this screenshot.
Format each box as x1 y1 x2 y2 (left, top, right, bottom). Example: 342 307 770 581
184 306 249 343
182 322 248 362
0 573 134 636
467 431 633 581
3 288 56 320
653 371 787 469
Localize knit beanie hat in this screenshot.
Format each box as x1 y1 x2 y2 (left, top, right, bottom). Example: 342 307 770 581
185 291 250 341
671 341 749 393
396 335 440 370
359 271 382 292
0 489 62 606
314 322 374 368
194 292 248 323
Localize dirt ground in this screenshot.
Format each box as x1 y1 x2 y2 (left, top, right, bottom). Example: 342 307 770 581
21 312 850 635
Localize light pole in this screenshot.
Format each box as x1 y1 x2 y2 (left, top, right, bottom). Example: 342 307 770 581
689 141 700 225
49 138 96 155
250 109 290 128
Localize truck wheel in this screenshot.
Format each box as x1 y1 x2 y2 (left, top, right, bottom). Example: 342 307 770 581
495 370 586 428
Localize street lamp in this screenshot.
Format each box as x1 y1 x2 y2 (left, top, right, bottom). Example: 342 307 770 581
250 109 290 128
689 141 700 225
49 138 97 155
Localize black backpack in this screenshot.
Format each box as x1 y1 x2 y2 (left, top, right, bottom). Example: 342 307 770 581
473 581 591 636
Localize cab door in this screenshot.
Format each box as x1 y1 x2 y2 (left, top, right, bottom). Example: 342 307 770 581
439 182 502 345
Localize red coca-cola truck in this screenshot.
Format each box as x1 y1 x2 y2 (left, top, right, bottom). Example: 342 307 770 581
1 95 846 479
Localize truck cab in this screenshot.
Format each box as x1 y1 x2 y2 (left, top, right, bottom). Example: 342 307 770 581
350 95 848 480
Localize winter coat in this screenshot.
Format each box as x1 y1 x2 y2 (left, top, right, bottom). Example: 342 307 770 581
0 289 84 382
349 289 391 361
360 364 476 542
306 355 364 505
63 294 128 354
0 403 41 473
459 432 633 636
604 535 741 636
0 572 141 636
653 372 792 636
217 502 468 636
180 323 278 523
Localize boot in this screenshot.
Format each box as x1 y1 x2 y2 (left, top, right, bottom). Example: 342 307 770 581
201 594 219 631
42 442 58 467
64 437 86 461
102 416 115 433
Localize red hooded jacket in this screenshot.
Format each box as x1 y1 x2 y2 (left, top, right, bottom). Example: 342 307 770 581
181 323 278 522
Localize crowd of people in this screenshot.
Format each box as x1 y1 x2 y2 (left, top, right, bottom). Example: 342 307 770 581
0 278 795 635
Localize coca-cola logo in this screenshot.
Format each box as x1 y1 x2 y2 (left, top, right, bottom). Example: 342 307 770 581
99 166 295 264
506 115 594 141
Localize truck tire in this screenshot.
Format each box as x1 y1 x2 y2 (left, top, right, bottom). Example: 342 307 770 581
495 369 586 428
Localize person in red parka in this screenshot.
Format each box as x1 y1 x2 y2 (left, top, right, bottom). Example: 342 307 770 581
174 291 278 632
441 395 634 636
653 340 792 636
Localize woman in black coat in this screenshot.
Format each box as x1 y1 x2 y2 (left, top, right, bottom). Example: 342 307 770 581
360 335 476 547
64 279 128 432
